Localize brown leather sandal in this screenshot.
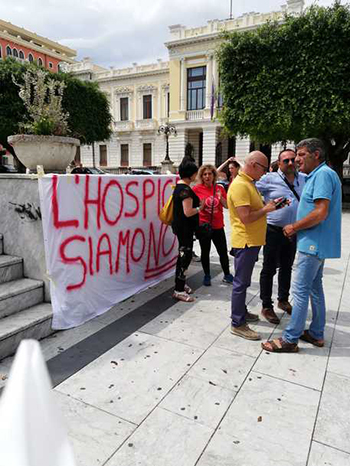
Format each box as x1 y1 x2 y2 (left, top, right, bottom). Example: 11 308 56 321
261 337 299 353
184 285 193 295
173 291 195 303
299 330 324 347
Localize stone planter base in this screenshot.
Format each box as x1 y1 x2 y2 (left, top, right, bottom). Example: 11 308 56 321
8 134 80 172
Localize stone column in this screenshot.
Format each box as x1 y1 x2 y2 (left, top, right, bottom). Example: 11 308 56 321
235 137 250 164
202 125 219 165
205 55 213 110
180 58 186 112
168 127 188 165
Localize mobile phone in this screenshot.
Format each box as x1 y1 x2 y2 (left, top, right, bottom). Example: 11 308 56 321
275 197 288 209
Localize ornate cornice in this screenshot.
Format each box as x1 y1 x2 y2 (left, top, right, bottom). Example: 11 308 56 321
137 84 158 93
114 86 133 95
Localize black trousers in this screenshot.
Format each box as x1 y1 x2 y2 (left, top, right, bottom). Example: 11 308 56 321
259 224 296 308
199 227 230 276
174 228 194 292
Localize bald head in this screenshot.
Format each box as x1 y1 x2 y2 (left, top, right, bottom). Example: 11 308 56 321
243 151 269 180
245 151 268 165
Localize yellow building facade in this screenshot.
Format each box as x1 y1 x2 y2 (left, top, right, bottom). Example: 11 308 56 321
70 0 304 170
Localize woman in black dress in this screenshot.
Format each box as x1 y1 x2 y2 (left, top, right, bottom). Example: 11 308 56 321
172 160 204 302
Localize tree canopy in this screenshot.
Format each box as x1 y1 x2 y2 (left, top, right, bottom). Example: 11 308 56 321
218 3 350 174
0 58 112 165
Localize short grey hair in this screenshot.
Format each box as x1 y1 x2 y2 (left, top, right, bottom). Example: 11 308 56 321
296 138 326 162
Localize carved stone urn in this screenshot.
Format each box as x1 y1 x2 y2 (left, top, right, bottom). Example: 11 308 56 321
8 134 80 172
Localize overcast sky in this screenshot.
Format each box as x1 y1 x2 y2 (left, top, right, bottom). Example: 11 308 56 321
1 0 337 68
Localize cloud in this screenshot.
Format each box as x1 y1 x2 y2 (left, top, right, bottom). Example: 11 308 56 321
1 0 335 68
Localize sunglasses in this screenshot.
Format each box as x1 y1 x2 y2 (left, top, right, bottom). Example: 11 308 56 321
282 158 296 164
255 162 268 172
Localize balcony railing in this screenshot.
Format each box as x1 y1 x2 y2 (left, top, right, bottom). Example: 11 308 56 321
135 119 158 130
114 121 134 132
186 110 205 121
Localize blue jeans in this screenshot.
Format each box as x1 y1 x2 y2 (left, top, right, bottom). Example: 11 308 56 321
283 252 326 344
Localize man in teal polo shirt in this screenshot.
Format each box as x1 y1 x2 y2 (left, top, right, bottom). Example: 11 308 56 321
262 138 341 353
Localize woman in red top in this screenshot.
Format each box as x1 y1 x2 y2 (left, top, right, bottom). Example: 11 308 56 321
193 165 233 286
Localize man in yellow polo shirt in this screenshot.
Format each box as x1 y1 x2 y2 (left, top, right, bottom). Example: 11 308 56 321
227 151 279 340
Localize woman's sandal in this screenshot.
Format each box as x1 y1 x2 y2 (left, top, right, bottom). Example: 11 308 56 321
184 285 193 295
173 291 195 303
261 337 299 353
299 330 324 347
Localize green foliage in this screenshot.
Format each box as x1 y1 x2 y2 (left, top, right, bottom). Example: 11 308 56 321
32 117 56 135
0 58 112 150
0 59 28 149
14 68 69 136
59 75 113 145
218 3 350 171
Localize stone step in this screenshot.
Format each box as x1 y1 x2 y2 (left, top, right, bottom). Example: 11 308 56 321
0 234 3 255
0 278 44 318
0 255 23 284
0 303 53 361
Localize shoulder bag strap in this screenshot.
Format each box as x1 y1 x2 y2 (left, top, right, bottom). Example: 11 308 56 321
279 173 300 202
209 183 216 226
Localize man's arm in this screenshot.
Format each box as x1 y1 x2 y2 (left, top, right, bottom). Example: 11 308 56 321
255 174 269 195
283 199 330 237
236 201 276 225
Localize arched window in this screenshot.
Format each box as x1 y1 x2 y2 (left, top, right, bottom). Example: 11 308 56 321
0 46 2 59
13 48 18 58
28 53 34 62
49 62 53 69
6 46 12 56
19 50 24 59
38 57 43 66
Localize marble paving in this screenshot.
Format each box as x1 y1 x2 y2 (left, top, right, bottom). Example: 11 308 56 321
1 212 350 465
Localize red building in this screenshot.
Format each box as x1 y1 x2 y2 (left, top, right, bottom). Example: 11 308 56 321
0 18 76 72
0 19 77 164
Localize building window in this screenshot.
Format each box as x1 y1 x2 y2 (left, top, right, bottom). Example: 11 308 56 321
120 97 129 121
167 92 170 117
99 145 107 166
143 143 152 166
49 62 53 69
19 50 24 59
143 94 152 119
28 53 34 62
120 144 129 167
187 66 206 110
12 48 18 58
38 57 43 66
0 46 2 59
6 46 12 56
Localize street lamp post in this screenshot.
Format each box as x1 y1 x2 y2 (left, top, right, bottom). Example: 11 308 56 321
158 123 177 173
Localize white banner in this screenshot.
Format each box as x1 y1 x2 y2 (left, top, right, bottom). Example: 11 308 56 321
38 174 177 329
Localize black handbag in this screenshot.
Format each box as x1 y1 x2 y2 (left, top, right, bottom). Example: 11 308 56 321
196 184 216 240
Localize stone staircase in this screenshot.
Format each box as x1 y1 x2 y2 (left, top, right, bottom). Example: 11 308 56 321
0 233 53 361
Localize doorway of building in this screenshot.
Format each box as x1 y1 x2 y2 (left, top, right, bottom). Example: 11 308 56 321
249 141 271 165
